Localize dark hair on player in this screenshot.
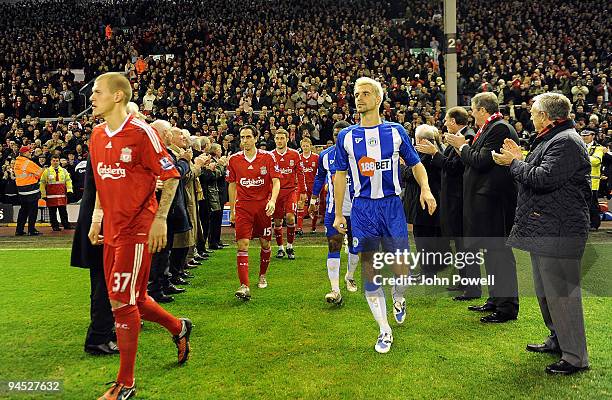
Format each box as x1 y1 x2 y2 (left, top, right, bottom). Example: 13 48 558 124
239 124 259 139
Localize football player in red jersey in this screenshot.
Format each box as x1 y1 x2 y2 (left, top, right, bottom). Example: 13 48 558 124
88 72 191 400
227 125 280 300
271 128 306 259
296 137 319 235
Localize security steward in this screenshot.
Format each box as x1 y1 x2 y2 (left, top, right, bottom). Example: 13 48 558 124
40 155 74 231
15 146 43 236
581 130 605 231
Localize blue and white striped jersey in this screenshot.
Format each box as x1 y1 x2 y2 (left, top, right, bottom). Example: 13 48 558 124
312 145 352 216
334 122 420 199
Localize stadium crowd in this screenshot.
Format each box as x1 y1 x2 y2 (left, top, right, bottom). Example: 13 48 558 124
0 0 609 394
1 0 611 211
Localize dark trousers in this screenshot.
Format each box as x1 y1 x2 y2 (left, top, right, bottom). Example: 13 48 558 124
149 229 174 296
49 205 70 228
85 266 115 346
16 196 39 233
453 238 483 297
483 245 519 318
198 199 210 251
209 209 223 246
169 246 189 278
589 191 600 229
413 224 451 276
530 254 589 368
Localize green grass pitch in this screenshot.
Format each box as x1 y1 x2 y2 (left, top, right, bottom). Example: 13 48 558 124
0 234 610 399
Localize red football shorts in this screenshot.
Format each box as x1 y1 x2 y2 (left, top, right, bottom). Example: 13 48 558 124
273 189 298 219
235 201 273 240
103 242 151 305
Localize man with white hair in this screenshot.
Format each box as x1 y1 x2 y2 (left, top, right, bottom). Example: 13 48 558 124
126 101 147 121
147 120 193 303
416 107 479 300
167 128 210 287
493 92 591 375
405 124 445 277
333 77 436 353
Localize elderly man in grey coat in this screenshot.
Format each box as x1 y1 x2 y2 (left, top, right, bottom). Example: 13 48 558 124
493 92 591 375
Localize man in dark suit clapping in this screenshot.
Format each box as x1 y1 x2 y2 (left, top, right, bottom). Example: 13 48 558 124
446 92 520 323
416 107 479 300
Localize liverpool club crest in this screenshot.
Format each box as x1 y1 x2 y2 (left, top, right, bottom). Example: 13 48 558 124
260 166 267 175
120 147 132 163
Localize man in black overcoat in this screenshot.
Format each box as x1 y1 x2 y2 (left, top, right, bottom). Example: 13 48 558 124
70 156 118 355
446 92 520 323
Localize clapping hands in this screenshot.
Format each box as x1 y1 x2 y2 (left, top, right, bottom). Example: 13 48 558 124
492 139 524 166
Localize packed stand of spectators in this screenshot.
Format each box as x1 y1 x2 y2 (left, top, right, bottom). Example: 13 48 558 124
1 0 611 204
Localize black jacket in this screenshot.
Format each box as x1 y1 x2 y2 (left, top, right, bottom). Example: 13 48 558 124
216 162 228 205
166 150 192 234
71 157 103 269
431 132 471 237
507 120 591 259
461 120 519 247
199 165 223 212
402 151 442 226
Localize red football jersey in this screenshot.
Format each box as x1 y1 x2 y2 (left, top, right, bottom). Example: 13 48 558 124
299 152 319 189
226 149 280 202
90 115 180 246
273 147 306 193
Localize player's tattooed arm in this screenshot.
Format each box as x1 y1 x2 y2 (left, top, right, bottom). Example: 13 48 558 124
155 178 179 220
148 178 179 253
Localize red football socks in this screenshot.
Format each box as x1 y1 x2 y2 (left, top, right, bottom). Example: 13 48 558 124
237 251 249 286
260 247 271 275
113 305 140 387
311 214 318 231
274 226 284 246
138 296 182 336
297 208 304 230
287 223 296 245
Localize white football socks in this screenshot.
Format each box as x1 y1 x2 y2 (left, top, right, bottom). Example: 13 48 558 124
346 251 359 280
365 286 392 334
392 279 409 302
327 252 341 292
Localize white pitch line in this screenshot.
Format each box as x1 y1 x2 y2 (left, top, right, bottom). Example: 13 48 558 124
3 243 612 252
0 245 333 251
0 247 73 251
0 240 73 243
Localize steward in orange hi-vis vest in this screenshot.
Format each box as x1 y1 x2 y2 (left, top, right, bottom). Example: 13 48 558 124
15 153 43 197
14 146 44 235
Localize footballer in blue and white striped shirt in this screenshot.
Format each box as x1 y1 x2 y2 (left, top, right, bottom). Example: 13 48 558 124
333 77 437 354
310 121 359 306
